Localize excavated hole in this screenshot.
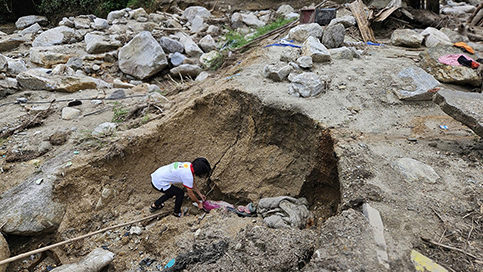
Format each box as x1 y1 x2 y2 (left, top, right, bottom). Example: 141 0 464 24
57 88 340 229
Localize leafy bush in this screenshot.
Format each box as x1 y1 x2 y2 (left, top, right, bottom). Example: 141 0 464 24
37 0 131 18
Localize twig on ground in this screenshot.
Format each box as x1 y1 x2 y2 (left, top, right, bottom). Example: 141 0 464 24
83 106 113 117
421 237 483 262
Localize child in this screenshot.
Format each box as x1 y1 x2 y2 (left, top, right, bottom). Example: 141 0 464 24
149 157 210 217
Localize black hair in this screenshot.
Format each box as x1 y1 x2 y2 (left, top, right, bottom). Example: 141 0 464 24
192 157 211 178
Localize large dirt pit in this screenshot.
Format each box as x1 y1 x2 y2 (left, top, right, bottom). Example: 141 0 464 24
6 88 341 270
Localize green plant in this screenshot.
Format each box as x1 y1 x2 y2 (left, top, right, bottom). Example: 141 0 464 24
112 102 128 123
205 52 226 71
253 17 295 38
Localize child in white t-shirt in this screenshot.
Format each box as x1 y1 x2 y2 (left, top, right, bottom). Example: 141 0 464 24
150 157 211 217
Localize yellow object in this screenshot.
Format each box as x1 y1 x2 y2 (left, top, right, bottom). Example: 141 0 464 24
411 250 448 272
454 42 475 54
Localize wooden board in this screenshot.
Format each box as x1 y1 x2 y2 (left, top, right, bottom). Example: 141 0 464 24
349 0 375 43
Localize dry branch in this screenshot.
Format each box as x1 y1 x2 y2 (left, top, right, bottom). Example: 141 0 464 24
421 237 483 262
0 100 55 139
0 211 169 266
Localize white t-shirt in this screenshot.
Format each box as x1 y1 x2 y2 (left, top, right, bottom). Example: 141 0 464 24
151 162 194 191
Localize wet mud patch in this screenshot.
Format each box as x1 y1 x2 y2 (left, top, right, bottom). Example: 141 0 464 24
56 88 340 230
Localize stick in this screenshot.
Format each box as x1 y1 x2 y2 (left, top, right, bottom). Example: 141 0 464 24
0 211 169 266
421 237 483 262
83 106 112 117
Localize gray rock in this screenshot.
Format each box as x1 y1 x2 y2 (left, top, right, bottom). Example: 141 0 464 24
190 16 207 33
296 56 313 69
433 89 483 138
176 32 203 58
421 27 452 47
288 23 324 43
50 248 114 272
329 47 354 60
59 17 75 28
30 45 79 68
170 52 186 67
66 57 83 71
241 13 265 28
20 23 42 35
328 15 356 27
200 51 221 68
129 7 149 21
95 187 116 210
92 18 110 30
0 54 6 72
199 34 216 52
289 72 326 97
419 46 481 86
113 79 134 89
159 37 184 54
32 26 75 47
17 69 98 92
391 29 424 48
182 6 211 23
119 31 168 79
73 16 92 29
0 151 71 235
38 140 52 154
440 27 470 43
276 4 295 16
0 233 9 272
280 47 301 62
7 58 27 75
62 107 81 120
108 89 126 99
92 122 117 137
321 23 345 49
85 33 120 54
0 34 29 52
231 12 244 29
170 64 202 78
107 9 129 24
15 15 48 29
263 64 292 81
0 77 18 97
442 5 475 15
207 25 220 35
395 66 440 101
305 209 386 272
195 71 210 82
391 158 441 184
302 36 331 62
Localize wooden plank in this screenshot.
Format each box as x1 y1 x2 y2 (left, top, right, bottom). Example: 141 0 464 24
349 0 375 43
373 6 400 22
467 1 483 25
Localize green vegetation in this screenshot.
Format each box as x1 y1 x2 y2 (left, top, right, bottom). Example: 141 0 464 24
112 102 129 123
36 0 130 18
222 17 296 51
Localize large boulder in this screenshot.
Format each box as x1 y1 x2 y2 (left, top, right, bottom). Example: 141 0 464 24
395 66 441 101
182 6 211 23
15 15 48 29
0 34 29 52
32 26 75 47
119 31 168 80
421 27 452 48
0 151 72 235
419 46 482 86
289 72 326 97
84 33 121 54
17 68 98 92
433 88 483 138
50 248 115 272
30 45 83 68
321 23 345 49
0 233 9 272
302 36 331 62
176 32 204 58
288 23 324 43
391 29 424 48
